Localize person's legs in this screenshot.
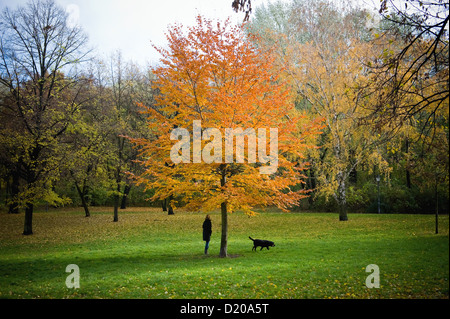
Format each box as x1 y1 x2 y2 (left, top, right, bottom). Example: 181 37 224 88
204 241 210 254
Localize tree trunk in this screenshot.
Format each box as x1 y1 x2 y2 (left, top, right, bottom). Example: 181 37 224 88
114 135 123 222
120 184 131 209
23 203 33 235
339 202 348 221
73 180 90 217
113 198 119 222
167 194 174 215
82 181 90 217
219 201 228 258
70 170 90 217
219 166 228 257
113 182 120 222
80 194 90 217
23 162 37 235
162 198 167 212
113 163 121 222
337 173 348 221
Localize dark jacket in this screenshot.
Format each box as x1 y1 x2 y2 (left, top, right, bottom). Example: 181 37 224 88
202 219 212 241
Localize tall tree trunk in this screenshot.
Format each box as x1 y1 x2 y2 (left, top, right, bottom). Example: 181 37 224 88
338 201 348 221
113 196 119 222
161 198 167 212
75 181 90 217
167 194 174 215
120 184 131 209
219 165 228 258
23 203 33 235
82 181 90 217
337 173 348 221
113 180 120 222
76 183 89 217
113 157 121 222
23 159 38 235
219 201 228 258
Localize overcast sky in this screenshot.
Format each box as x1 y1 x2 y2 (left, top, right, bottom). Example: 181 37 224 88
0 0 381 67
0 0 262 66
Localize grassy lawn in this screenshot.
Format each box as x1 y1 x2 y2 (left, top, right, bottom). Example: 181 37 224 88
0 207 448 299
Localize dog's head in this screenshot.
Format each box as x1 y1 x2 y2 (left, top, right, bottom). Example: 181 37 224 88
269 241 275 247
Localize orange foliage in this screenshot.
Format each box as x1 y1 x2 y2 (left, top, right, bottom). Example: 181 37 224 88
128 15 323 216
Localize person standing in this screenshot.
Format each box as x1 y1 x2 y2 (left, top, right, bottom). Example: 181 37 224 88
202 215 212 255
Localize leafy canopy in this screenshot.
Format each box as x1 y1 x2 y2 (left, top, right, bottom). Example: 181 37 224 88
128 15 323 216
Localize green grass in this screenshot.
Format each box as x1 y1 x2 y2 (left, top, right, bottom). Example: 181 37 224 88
0 207 448 299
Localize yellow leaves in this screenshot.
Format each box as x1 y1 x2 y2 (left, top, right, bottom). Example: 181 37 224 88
127 15 323 215
270 25 398 202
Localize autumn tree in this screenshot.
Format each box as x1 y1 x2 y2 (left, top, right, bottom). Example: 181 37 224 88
361 1 448 222
60 59 114 217
0 0 90 234
128 15 323 257
249 0 389 221
125 66 174 214
107 52 150 221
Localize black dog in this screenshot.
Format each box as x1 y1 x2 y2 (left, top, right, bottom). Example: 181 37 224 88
249 236 275 251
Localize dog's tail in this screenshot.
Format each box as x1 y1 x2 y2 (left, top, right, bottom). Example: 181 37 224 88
249 236 254 241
